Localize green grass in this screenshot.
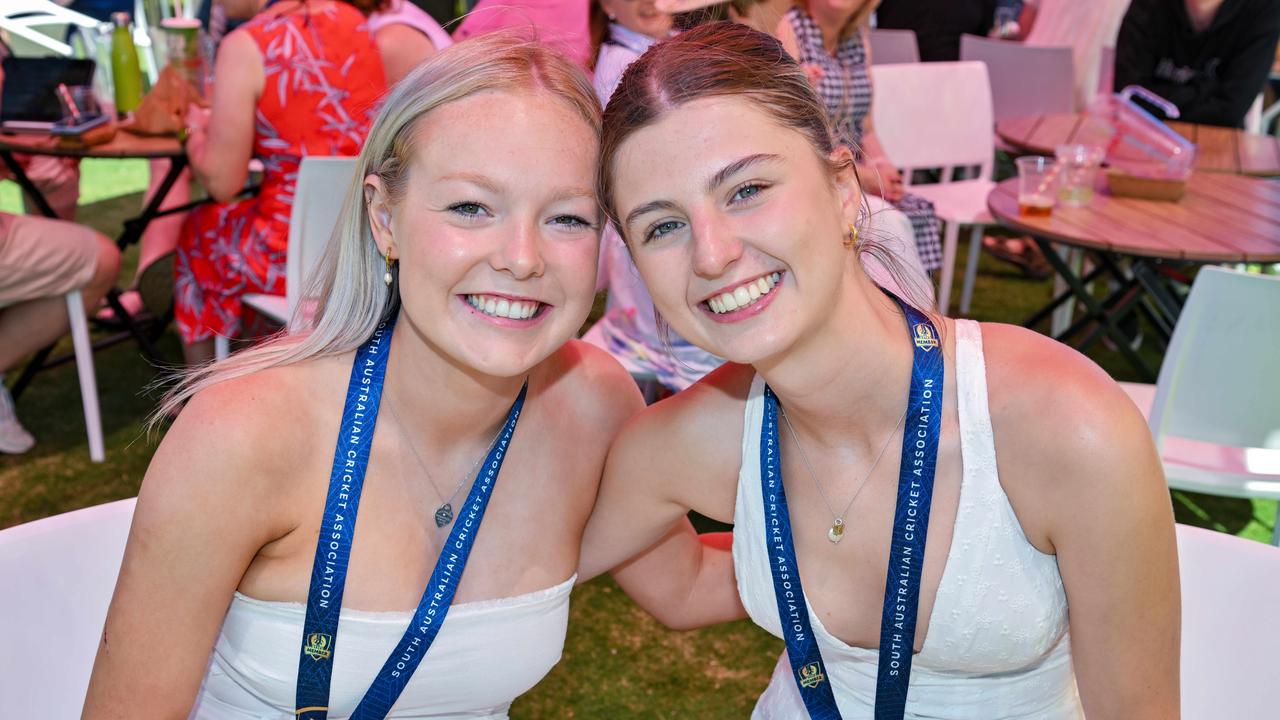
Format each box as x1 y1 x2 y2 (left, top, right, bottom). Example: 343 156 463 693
0 170 1274 717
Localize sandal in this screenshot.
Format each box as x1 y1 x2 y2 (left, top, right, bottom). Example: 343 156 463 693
982 235 1051 280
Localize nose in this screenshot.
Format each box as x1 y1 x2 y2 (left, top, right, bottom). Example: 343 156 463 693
690 212 743 280
491 217 545 280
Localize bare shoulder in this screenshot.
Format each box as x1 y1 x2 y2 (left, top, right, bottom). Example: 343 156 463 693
976 322 1163 543
538 339 646 433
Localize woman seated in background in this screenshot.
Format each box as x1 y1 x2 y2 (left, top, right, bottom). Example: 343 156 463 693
583 22 1179 718
84 35 651 718
370 0 453 84
175 0 386 365
777 0 944 277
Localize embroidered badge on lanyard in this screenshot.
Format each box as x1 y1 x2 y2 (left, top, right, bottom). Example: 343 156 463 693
760 295 944 720
295 314 529 719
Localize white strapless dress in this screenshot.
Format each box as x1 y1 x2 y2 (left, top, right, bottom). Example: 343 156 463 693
190 575 575 719
734 320 1085 719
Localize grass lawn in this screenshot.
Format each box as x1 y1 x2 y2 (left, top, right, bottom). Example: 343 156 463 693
1 166 1273 717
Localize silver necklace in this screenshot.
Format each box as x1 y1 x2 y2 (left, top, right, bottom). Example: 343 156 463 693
780 404 907 544
384 398 504 528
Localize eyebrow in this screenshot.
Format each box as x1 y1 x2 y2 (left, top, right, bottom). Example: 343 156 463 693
438 172 502 195
623 153 783 232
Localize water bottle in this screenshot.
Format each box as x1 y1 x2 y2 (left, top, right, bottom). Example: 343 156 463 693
110 12 144 115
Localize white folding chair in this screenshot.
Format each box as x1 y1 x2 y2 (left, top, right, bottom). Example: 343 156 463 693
1176 523 1280 718
0 497 135 716
867 28 919 65
215 156 358 360
869 61 994 316
1119 267 1280 545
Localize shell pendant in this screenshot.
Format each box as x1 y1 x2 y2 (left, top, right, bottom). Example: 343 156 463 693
827 518 846 544
434 503 454 528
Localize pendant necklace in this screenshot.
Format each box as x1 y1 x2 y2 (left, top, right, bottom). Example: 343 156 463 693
385 398 505 528
780 404 907 544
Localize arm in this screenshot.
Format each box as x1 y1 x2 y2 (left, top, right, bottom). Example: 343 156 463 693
988 326 1179 718
578 365 751 629
854 32 906 201
82 383 294 718
376 24 439 86
185 30 261 203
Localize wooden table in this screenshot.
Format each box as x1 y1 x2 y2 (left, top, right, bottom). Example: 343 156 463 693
988 173 1280 379
997 112 1280 177
0 128 188 382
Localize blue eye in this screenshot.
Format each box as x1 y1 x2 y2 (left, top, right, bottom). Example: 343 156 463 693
731 183 766 204
644 219 684 244
448 202 488 218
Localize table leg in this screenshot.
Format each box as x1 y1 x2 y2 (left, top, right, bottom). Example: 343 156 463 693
116 155 190 250
1029 237 1157 380
0 150 58 219
1050 247 1085 336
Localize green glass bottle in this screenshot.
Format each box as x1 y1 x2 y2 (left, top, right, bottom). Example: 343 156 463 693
110 12 143 115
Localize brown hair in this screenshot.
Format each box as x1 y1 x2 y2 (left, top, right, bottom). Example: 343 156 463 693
598 21 838 230
597 21 933 310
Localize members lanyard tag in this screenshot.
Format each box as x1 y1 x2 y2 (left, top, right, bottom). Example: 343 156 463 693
295 315 529 719
760 296 944 720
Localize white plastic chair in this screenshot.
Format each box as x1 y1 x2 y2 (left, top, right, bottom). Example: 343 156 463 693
1119 267 1280 545
215 156 358 359
0 497 135 716
67 289 105 462
0 0 98 57
867 28 919 65
869 61 994 316
1176 523 1280 718
959 34 1074 123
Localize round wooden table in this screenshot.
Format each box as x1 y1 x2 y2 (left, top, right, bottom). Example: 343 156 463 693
997 112 1280 177
988 173 1280 378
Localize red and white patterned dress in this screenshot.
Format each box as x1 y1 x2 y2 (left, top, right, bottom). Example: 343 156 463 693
174 2 385 344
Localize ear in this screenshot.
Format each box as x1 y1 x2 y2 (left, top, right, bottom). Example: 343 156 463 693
364 173 397 260
829 145 862 228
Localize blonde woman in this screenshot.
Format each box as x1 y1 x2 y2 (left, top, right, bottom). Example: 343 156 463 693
84 35 643 719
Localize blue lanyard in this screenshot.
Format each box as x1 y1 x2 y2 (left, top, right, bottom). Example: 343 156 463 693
761 296 944 720
295 315 529 719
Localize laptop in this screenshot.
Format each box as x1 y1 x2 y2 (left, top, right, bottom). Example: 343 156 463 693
1 57 97 134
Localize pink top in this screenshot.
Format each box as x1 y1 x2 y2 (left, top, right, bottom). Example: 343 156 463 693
452 0 591 69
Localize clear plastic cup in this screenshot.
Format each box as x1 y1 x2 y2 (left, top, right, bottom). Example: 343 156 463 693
55 84 102 122
1055 144 1105 207
1015 156 1059 217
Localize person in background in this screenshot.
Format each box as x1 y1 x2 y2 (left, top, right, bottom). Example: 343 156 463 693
1020 0 1131 110
453 0 593 70
1114 0 1280 127
874 0 997 62
174 0 387 365
0 213 120 453
659 0 792 33
776 0 945 277
369 0 454 84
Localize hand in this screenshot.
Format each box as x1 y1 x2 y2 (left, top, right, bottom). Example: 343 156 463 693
184 103 211 134
859 160 906 202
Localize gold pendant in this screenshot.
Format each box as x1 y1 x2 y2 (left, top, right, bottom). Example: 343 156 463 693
827 518 845 544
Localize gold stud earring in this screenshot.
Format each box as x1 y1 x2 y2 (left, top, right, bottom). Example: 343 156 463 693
843 223 859 249
384 249 394 287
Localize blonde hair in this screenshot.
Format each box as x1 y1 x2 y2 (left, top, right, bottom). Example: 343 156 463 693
155 33 600 422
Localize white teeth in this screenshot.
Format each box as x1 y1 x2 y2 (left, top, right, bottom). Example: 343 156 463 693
466 294 540 320
706 273 782 315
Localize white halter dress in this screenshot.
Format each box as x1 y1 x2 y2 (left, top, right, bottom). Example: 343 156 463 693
734 320 1084 719
189 576 574 719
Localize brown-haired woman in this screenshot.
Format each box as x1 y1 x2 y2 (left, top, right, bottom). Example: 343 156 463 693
581 22 1179 719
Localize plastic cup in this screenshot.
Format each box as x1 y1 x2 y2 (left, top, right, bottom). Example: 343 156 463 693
1055 144 1105 208
1015 156 1059 217
161 17 203 84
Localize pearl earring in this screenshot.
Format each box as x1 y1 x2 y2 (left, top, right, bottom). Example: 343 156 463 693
384 249 394 286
